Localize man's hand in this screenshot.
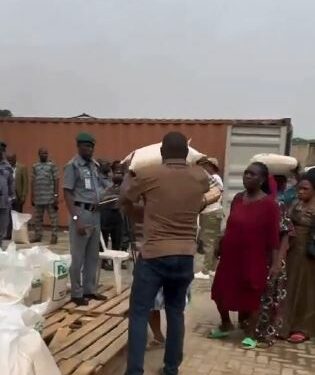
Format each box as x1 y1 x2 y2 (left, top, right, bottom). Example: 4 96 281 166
204 187 221 205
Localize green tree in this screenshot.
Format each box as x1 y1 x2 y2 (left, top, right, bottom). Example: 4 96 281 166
0 109 13 117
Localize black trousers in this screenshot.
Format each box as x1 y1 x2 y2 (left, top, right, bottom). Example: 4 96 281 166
101 209 123 250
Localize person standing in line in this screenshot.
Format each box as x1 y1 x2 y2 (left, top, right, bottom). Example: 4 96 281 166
0 141 14 248
63 132 108 306
112 160 132 252
31 148 59 244
195 157 224 280
282 171 315 343
101 166 124 251
255 174 294 347
121 132 220 375
97 159 113 189
210 162 281 350
6 153 28 213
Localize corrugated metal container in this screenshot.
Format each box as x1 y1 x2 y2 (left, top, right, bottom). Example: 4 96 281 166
0 117 292 227
223 121 292 214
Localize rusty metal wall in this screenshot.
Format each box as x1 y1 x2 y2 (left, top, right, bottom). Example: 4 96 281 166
0 117 228 226
0 117 291 227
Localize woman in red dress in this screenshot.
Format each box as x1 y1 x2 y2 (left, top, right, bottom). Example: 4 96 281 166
211 162 281 349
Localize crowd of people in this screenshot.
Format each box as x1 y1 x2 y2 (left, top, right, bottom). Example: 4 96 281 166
209 162 315 350
0 138 129 251
1 132 315 375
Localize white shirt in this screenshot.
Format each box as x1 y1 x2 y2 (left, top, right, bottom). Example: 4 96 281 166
201 173 224 214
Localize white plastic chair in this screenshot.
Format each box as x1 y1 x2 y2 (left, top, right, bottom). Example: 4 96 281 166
99 232 129 295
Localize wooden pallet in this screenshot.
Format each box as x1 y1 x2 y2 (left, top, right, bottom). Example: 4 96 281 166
44 286 130 375
61 287 130 317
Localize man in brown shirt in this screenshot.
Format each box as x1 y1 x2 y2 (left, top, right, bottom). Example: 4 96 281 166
121 132 217 375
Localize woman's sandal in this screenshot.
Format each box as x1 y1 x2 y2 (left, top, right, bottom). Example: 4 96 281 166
287 332 309 344
241 337 257 350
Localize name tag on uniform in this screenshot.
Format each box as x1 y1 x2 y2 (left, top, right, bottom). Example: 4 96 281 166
85 178 92 190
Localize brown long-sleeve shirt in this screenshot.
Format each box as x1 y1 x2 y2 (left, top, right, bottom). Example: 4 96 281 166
120 159 210 259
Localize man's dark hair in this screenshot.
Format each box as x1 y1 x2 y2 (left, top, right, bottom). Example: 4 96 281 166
161 132 188 160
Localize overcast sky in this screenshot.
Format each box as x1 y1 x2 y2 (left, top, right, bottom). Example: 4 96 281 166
1 0 314 137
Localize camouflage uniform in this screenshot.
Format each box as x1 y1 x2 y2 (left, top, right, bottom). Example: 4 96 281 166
198 173 224 273
32 161 59 240
198 209 223 272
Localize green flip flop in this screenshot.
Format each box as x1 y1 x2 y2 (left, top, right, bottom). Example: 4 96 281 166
241 337 257 350
208 328 230 339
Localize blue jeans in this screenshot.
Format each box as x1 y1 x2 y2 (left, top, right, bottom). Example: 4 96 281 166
126 255 194 375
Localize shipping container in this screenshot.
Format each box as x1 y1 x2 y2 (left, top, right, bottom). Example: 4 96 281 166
0 117 292 226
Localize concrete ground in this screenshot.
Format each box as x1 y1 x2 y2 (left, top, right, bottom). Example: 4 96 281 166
143 278 315 375
7 231 315 375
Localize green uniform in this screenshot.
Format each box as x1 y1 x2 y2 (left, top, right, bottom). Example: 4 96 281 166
32 161 59 239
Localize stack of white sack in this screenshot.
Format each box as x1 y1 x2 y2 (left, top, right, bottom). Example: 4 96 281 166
20 246 71 315
250 154 298 176
0 245 61 375
122 141 205 171
0 243 71 315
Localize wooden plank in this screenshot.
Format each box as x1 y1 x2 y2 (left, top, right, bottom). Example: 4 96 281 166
71 331 128 375
72 288 118 313
78 316 96 324
94 345 127 375
105 299 129 317
80 319 128 361
58 318 127 375
53 314 110 356
59 358 80 375
56 316 123 361
62 285 112 311
43 313 82 341
96 330 128 365
44 311 67 328
91 289 130 315
49 327 71 351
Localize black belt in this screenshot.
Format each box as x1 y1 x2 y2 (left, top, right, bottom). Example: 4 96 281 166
74 202 97 212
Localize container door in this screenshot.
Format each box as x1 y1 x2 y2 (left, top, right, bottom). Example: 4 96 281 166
223 124 288 218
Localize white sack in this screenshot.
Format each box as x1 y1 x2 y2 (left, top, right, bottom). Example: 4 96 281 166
0 304 60 375
20 247 69 314
122 141 205 171
11 211 32 244
40 250 68 314
250 154 298 176
0 243 33 305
